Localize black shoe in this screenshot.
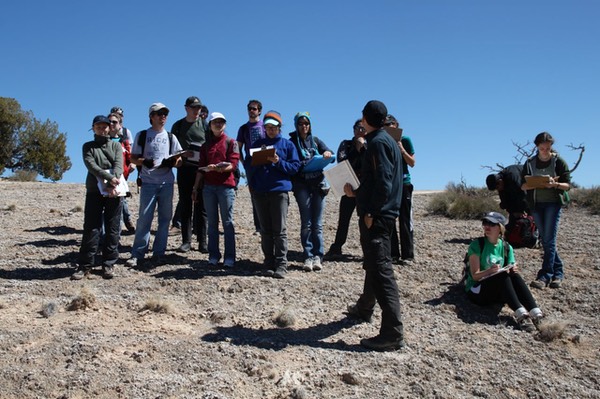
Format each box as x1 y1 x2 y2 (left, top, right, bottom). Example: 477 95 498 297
71 267 90 281
398 258 414 266
177 243 191 253
273 266 287 279
360 335 405 351
198 243 209 253
346 304 373 323
125 220 136 233
102 265 114 279
324 246 342 261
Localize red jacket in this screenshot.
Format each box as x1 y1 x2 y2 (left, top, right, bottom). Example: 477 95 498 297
199 133 240 187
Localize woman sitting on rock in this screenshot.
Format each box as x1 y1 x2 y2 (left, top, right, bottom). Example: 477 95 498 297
465 212 544 332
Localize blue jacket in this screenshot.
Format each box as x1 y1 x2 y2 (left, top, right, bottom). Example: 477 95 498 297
247 134 301 193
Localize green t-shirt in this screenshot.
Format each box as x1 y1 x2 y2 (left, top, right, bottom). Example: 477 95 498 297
465 237 515 292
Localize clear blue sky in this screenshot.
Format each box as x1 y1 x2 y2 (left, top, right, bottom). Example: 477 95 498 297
2 0 598 189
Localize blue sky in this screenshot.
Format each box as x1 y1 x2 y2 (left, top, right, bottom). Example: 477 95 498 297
2 0 598 189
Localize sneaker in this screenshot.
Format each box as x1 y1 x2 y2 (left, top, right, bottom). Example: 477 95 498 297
360 335 405 351
223 258 235 268
273 266 287 279
346 304 373 323
517 315 536 333
399 258 414 266
303 258 314 272
102 265 114 279
532 315 544 330
549 278 562 289
125 257 139 268
530 279 548 289
312 256 322 271
177 243 191 253
71 267 90 281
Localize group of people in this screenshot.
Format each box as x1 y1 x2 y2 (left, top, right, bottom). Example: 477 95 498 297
75 95 570 351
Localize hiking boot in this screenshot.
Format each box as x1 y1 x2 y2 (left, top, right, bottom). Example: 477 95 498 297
71 267 90 281
517 315 536 333
530 279 548 289
324 246 342 261
346 304 373 323
312 256 322 271
102 265 114 279
125 219 136 234
399 257 414 266
208 257 219 267
125 257 139 268
274 266 287 279
549 278 562 289
303 258 314 272
360 335 405 351
177 243 191 253
198 243 209 253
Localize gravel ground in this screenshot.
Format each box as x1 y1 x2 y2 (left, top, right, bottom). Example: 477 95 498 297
0 180 598 399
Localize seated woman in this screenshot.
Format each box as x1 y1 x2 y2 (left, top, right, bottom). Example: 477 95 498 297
465 212 544 332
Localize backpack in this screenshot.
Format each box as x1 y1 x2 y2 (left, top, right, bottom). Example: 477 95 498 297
505 215 539 249
461 237 508 285
135 129 174 186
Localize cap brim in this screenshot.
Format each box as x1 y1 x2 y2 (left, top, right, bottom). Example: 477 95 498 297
264 118 280 126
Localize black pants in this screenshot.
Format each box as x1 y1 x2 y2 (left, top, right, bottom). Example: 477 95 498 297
467 272 538 312
177 165 207 246
79 192 122 267
254 191 289 269
356 216 404 339
391 183 414 259
330 195 357 252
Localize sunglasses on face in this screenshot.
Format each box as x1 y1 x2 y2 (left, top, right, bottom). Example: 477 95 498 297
248 107 259 111
152 110 169 117
482 220 499 227
354 126 365 132
109 120 119 125
297 122 310 126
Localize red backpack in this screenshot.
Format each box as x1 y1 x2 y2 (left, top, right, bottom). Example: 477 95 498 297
505 215 539 249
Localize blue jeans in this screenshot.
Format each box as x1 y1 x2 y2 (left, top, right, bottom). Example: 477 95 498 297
131 183 174 259
532 202 564 282
203 185 236 262
293 183 325 260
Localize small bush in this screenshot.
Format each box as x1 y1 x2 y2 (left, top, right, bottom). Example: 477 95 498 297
6 204 16 211
273 307 296 327
67 287 96 311
8 170 38 182
71 205 83 213
427 181 500 219
140 297 172 314
570 187 600 215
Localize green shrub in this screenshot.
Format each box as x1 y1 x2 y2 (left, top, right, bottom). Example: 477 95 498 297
427 180 501 220
8 170 38 182
570 187 600 214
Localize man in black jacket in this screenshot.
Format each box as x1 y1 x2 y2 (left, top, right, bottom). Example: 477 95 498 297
486 164 529 224
344 100 405 351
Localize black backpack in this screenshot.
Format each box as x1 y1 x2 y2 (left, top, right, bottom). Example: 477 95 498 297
505 216 539 249
461 237 508 285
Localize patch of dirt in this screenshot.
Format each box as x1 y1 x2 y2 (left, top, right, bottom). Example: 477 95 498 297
0 181 599 398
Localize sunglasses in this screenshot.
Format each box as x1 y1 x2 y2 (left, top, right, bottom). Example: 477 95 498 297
109 120 119 125
248 106 259 111
354 125 365 132
297 122 310 126
482 220 499 227
152 110 169 117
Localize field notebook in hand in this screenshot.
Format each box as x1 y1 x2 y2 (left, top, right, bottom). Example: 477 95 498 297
323 160 360 198
97 171 129 197
480 264 515 280
302 155 335 173
525 175 551 189
250 146 276 166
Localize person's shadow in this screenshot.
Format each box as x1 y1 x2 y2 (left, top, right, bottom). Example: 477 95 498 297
202 316 366 352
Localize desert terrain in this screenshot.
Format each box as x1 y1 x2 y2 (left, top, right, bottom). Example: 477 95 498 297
0 181 598 399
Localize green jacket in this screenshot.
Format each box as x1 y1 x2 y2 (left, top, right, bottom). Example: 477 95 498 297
83 135 124 194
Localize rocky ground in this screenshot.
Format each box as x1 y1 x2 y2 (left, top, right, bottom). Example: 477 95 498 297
0 180 598 399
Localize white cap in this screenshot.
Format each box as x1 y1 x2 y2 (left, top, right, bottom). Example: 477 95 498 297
148 102 169 115
208 112 226 123
264 118 280 126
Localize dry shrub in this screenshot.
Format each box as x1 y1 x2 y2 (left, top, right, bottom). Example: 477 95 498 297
570 187 600 214
6 204 16 211
535 320 568 342
66 287 96 311
8 170 37 182
273 307 296 327
140 297 172 314
40 302 58 318
427 181 500 219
